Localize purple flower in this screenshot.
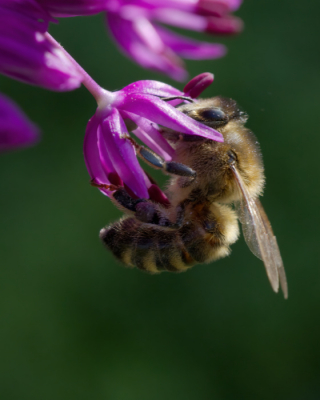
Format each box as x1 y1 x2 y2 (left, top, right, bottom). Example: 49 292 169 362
0 94 39 152
0 0 83 91
105 0 243 80
85 72 220 202
184 71 215 98
36 0 243 80
37 0 109 16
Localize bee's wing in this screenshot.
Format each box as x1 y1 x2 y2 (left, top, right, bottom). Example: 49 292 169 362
231 165 288 298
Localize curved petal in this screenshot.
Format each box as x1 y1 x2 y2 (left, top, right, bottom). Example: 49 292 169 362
206 15 243 34
112 1 194 13
148 184 170 206
117 93 224 142
84 113 128 197
132 16 165 53
0 0 53 23
197 0 242 15
183 72 214 98
0 1 82 91
139 0 242 13
100 109 149 198
83 114 111 197
0 94 39 152
104 1 242 79
208 0 243 12
155 25 226 59
123 80 183 98
152 8 207 31
152 7 242 34
106 12 187 81
121 111 174 161
228 0 243 11
38 0 108 16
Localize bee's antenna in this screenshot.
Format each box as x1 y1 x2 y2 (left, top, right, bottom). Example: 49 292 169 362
160 96 195 103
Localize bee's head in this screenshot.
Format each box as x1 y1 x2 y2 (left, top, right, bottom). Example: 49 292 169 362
175 97 265 203
177 96 247 130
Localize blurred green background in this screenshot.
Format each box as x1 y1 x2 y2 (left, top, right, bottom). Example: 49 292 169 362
1 1 320 399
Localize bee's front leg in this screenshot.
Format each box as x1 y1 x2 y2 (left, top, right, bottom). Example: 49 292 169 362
125 136 196 179
139 146 196 179
91 181 147 215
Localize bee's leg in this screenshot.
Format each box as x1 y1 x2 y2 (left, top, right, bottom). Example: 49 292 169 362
168 200 189 228
111 186 186 229
110 188 158 222
91 181 147 213
140 146 196 178
125 136 196 179
112 187 147 212
135 200 187 228
91 176 177 226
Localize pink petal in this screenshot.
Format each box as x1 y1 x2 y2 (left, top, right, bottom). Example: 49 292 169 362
100 108 149 199
117 93 224 142
155 25 226 59
148 184 170 206
123 80 183 98
37 0 108 16
121 111 175 161
184 72 214 98
106 12 187 81
197 0 242 15
0 1 83 91
152 8 207 31
132 16 164 53
206 15 243 34
83 114 111 196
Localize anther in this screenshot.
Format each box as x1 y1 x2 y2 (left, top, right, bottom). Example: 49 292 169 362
90 179 120 191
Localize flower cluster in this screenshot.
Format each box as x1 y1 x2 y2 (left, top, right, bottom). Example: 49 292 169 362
84 72 219 201
0 0 242 175
37 1 242 80
104 0 243 80
0 0 83 91
0 0 85 152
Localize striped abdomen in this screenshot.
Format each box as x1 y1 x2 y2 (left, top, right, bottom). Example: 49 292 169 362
100 211 238 273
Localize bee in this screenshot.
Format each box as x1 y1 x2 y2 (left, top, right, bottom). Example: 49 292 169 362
97 96 288 298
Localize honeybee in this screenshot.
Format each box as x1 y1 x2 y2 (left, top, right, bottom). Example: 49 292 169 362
97 96 288 298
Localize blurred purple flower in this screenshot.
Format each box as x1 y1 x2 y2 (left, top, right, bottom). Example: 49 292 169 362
184 71 215 98
36 0 243 80
85 72 220 201
0 94 39 152
0 0 87 153
105 0 243 80
0 0 83 91
37 0 109 16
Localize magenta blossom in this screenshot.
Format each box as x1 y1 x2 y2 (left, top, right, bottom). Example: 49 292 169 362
0 94 39 152
105 0 243 80
84 72 220 201
0 0 83 91
36 0 243 80
0 0 87 153
37 0 109 16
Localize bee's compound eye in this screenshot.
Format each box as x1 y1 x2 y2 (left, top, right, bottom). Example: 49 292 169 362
200 108 227 122
196 108 229 127
227 150 237 164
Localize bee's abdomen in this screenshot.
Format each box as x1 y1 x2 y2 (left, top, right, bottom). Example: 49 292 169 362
100 217 195 273
100 217 140 265
179 223 224 263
